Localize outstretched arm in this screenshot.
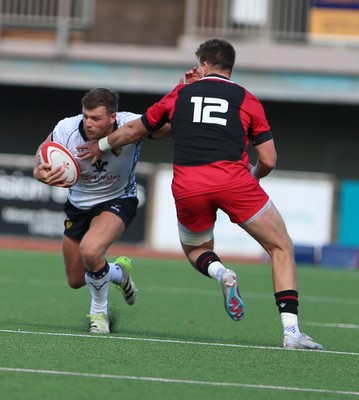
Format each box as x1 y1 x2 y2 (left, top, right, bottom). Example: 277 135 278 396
103 117 150 149
77 118 170 164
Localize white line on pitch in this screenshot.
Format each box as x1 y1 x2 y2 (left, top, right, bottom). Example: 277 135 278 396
304 322 359 329
0 329 358 356
0 367 358 396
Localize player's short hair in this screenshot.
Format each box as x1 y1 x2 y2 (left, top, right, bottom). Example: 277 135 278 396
81 88 119 114
195 38 236 72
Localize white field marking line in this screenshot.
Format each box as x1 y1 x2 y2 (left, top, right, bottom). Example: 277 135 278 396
301 295 359 306
1 329 358 357
304 322 359 330
0 367 358 396
0 276 65 287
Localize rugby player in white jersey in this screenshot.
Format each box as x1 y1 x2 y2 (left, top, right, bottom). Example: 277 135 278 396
33 87 170 333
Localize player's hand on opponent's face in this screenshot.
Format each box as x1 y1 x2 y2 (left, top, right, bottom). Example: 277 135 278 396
76 141 102 165
179 66 202 85
34 163 70 187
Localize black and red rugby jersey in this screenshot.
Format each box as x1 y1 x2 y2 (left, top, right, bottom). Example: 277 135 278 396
141 74 272 167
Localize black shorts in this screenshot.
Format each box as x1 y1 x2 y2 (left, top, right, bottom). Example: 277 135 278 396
63 197 139 241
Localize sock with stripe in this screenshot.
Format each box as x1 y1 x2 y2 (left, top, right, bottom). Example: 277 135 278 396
85 262 110 315
275 290 301 338
195 251 224 279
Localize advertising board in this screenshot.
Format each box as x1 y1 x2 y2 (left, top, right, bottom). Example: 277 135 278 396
0 156 151 244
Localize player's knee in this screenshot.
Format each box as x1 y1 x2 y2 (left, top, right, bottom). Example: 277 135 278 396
267 237 294 259
67 277 85 289
79 243 101 265
281 234 294 254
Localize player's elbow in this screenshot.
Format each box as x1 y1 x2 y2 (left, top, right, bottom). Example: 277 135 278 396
267 154 277 170
123 120 148 143
257 154 276 177
261 152 277 170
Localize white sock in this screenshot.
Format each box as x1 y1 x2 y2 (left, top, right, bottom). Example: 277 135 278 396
108 262 123 284
281 312 301 338
208 261 226 282
85 271 110 315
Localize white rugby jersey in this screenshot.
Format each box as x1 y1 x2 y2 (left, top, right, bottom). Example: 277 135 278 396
51 112 142 210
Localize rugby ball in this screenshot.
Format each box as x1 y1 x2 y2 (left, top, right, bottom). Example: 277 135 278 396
39 141 80 187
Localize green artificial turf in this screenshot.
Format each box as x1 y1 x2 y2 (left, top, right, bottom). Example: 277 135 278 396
0 249 358 400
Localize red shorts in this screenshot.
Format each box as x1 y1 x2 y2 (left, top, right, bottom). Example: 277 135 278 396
175 181 269 233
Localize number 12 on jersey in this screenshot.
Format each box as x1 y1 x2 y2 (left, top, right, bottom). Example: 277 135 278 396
191 96 228 126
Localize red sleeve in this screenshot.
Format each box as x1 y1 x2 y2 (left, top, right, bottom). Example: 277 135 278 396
240 90 272 145
142 84 183 131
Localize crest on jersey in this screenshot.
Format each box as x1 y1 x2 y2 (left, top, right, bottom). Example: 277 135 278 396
93 160 108 173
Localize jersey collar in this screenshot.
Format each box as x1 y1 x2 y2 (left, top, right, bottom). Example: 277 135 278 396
204 73 230 80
